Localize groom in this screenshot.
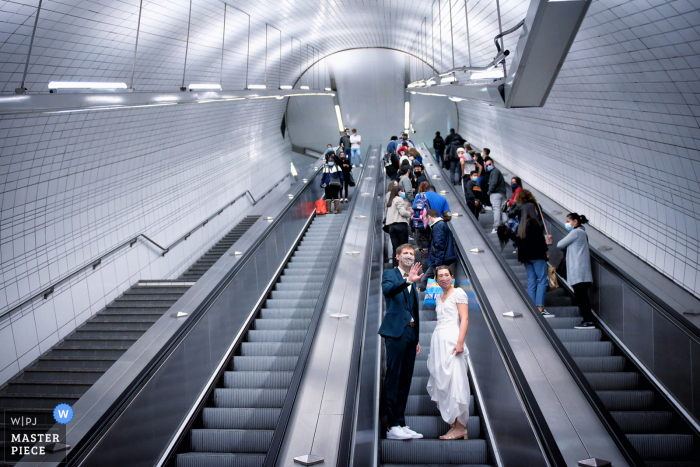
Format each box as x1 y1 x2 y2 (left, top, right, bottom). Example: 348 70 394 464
378 243 424 440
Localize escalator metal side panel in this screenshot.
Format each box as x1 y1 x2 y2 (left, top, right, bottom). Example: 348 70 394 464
417 146 630 467
70 169 326 467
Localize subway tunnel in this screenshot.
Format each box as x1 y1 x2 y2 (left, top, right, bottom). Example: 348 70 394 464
0 0 699 466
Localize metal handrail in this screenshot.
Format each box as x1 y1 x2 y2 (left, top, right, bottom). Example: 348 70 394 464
424 145 644 466
2 175 290 320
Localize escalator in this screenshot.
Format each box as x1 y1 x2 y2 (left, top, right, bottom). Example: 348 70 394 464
174 212 346 466
477 210 699 467
429 145 699 466
0 215 261 466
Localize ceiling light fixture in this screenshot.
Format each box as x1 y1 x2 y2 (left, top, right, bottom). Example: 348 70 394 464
404 101 410 131
470 69 505 80
188 83 222 91
48 81 128 90
335 104 344 132
440 76 456 84
247 84 267 90
280 85 293 90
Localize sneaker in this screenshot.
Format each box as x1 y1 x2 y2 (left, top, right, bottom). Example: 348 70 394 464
401 426 423 439
352 164 356 168
490 229 498 234
387 426 412 440
344 198 349 203
360 164 363 167
574 321 595 330
541 309 555 318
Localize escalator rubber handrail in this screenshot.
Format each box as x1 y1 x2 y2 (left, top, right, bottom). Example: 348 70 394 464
336 147 384 467
425 146 644 467
67 162 325 467
541 210 700 344
262 147 373 467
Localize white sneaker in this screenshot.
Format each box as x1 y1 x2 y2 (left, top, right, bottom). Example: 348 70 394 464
352 164 356 168
387 426 412 440
490 229 498 234
401 426 423 439
360 164 363 167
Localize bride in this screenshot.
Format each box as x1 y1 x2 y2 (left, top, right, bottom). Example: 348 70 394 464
426 265 471 440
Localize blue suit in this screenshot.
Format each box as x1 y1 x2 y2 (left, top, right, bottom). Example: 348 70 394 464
379 267 420 428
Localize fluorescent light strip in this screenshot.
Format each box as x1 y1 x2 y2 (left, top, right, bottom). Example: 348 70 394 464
404 101 410 130
280 85 293 90
470 69 505 80
440 76 456 84
335 104 344 132
189 83 222 91
325 87 332 91
247 84 267 90
48 81 128 90
300 85 310 90
448 97 464 102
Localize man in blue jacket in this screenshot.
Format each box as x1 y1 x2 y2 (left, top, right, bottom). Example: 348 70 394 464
421 209 457 289
378 243 424 440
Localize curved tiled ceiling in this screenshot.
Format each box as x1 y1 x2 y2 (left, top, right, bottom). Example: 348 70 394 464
0 0 527 94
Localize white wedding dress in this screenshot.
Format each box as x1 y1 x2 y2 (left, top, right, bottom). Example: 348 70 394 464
426 287 471 426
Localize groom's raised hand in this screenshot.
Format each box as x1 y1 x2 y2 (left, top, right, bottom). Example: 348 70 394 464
407 262 424 283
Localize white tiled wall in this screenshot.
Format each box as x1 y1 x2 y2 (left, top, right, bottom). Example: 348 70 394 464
0 98 291 384
453 0 700 298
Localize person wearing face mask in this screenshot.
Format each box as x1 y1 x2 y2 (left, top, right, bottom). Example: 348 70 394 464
320 155 344 214
412 165 428 192
338 151 353 202
464 170 484 219
421 209 457 289
378 244 424 440
485 158 507 233
557 213 595 330
426 265 471 440
398 166 415 204
478 149 491 207
339 128 351 157
324 143 335 162
507 176 522 207
385 186 412 267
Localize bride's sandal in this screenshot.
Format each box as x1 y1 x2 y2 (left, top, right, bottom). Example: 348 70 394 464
440 426 468 440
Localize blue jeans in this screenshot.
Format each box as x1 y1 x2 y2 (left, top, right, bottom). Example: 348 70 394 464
524 259 548 307
435 149 444 166
351 147 362 165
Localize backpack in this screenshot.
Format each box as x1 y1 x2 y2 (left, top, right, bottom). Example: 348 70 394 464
412 193 430 229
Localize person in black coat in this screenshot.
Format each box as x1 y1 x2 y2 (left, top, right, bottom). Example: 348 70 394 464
513 203 551 317
433 131 446 167
420 209 457 289
337 151 353 202
378 244 424 440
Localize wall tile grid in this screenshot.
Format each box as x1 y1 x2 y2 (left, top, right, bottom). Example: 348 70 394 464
0 98 291 384
451 0 700 299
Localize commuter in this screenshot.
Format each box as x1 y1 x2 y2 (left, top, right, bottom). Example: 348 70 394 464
339 128 351 156
465 171 483 219
385 186 412 267
398 166 415 203
378 244 423 440
385 137 400 181
324 143 335 162
413 165 428 192
513 203 553 318
507 176 523 207
387 135 399 154
385 180 399 209
478 149 491 207
338 151 353 202
473 150 485 193
433 131 446 167
421 209 457 289
422 185 451 221
485 158 507 233
444 128 456 147
409 147 423 165
320 155 344 214
557 213 595 330
401 132 416 148
350 128 363 167
412 181 432 278
447 137 465 185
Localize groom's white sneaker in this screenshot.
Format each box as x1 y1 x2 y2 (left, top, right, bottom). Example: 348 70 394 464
387 426 412 440
401 426 424 439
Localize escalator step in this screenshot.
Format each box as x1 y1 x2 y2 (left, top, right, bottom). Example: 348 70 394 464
547 317 583 329
403 415 481 439
554 328 602 342
223 372 293 389
406 395 475 416
259 309 314 319
246 330 307 342
275 283 323 292
627 434 695 460
380 439 487 464
214 389 287 408
231 356 298 372
573 356 626 372
239 342 303 357
264 299 318 308
611 411 673 433
278 275 327 284
253 318 311 331
597 390 654 411
584 372 639 390
202 408 281 430
177 452 265 467
190 429 273 453
564 341 613 357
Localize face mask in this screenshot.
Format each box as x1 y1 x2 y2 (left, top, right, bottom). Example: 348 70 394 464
400 252 415 268
328 162 334 167
486 165 494 171
511 183 518 191
408 157 414 161
437 277 452 289
399 192 406 198
472 177 478 182
565 222 574 231
415 171 422 176
327 148 333 152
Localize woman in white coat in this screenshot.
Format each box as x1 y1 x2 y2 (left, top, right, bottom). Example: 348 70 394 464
556 212 594 330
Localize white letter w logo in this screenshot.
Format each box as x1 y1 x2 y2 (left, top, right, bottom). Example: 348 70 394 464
58 410 69 418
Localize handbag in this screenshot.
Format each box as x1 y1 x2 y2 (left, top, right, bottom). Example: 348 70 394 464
537 203 553 245
315 198 327 215
547 265 559 292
